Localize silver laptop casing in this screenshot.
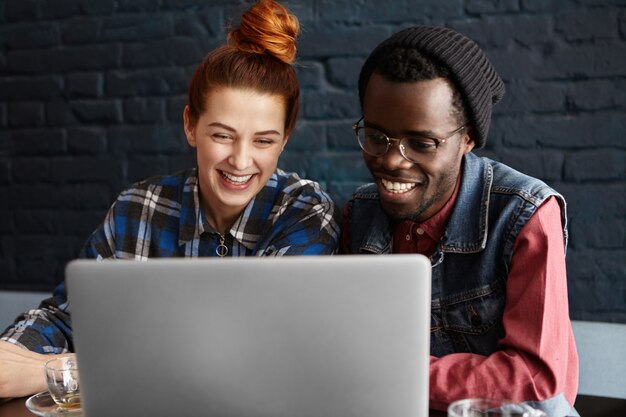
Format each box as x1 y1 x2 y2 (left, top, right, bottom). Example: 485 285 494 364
67 255 431 417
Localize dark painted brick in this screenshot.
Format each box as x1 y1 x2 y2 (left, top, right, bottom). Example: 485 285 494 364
12 129 66 155
69 100 122 124
166 96 186 123
72 183 112 209
500 113 624 149
316 0 457 22
299 27 391 59
301 91 359 120
4 0 40 22
0 103 6 128
12 158 51 183
15 209 104 235
61 18 102 44
564 150 626 181
0 210 14 233
49 157 123 183
0 186 9 208
521 0 573 12
328 121 360 150
41 0 81 19
466 0 519 14
0 261 16 287
0 0 625 319
48 44 121 72
107 68 188 96
315 0 416 22
308 152 371 184
327 180 370 208
115 0 161 13
577 0 626 7
6 49 47 74
276 151 311 179
327 57 362 89
496 81 565 115
11 184 74 208
168 153 197 174
162 0 226 9
1 23 60 49
407 0 464 19
0 160 10 183
101 15 173 42
122 38 203 68
13 235 78 260
14 258 67 290
287 121 326 151
296 62 324 90
66 73 103 98
536 44 626 79
7 45 119 74
127 157 171 183
46 100 79 127
174 8 225 38
560 184 625 220
571 216 626 250
67 127 107 154
566 79 626 110
488 47 540 81
9 102 45 127
567 255 626 321
494 149 565 182
0 76 63 100
0 132 10 156
123 98 165 123
79 0 116 15
108 125 188 154
556 9 618 41
453 15 552 49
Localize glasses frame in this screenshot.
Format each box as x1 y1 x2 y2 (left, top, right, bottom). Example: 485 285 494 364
352 117 467 163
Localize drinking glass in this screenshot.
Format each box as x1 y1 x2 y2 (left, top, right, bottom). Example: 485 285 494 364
44 356 81 409
448 398 547 417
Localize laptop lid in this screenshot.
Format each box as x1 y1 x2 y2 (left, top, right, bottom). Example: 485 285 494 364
66 255 431 417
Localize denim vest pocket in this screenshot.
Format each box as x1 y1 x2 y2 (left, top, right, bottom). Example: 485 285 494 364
435 283 505 355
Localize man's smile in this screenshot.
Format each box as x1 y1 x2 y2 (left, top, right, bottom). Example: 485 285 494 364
380 178 418 194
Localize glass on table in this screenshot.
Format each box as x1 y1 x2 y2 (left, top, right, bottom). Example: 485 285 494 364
448 398 547 417
44 356 81 409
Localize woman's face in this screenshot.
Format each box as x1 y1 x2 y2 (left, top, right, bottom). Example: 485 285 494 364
184 87 287 228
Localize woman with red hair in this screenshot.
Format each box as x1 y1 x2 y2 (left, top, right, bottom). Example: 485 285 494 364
0 0 339 399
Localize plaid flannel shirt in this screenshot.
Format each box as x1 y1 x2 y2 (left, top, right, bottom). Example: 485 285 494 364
1 168 340 353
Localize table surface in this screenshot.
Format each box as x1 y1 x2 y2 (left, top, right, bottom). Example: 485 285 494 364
0 396 449 417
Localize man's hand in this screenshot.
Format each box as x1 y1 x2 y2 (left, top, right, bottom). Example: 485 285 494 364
0 340 58 398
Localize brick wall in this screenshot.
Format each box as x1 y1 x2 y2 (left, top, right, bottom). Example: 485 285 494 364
0 1 624 322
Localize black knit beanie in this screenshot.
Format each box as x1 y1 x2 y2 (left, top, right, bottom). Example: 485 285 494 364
358 26 505 149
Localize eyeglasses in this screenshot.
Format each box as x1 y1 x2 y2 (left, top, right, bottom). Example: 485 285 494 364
352 117 467 164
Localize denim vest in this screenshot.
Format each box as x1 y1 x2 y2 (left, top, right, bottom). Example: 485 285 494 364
346 152 567 357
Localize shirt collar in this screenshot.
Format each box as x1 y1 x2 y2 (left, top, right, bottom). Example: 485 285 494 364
177 168 267 251
394 163 462 245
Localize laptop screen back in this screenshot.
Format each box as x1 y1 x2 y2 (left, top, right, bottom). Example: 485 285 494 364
67 255 431 417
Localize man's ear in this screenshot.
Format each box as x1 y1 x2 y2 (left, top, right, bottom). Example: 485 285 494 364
281 136 289 152
462 125 476 154
183 106 196 147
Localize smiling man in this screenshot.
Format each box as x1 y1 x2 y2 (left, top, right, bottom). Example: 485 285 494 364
340 26 578 417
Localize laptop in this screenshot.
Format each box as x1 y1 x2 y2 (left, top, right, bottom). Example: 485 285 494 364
66 255 431 417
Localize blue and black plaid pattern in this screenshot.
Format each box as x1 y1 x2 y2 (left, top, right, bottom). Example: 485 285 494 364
1 168 340 353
